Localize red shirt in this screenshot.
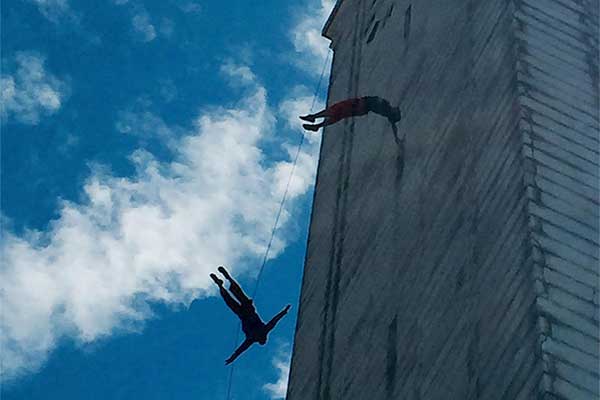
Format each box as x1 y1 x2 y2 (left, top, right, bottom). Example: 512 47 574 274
327 97 368 122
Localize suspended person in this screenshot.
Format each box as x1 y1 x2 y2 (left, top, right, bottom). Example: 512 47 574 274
299 95 401 132
210 266 291 365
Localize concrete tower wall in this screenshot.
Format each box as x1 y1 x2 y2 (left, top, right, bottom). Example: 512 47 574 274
287 1 598 399
515 0 599 398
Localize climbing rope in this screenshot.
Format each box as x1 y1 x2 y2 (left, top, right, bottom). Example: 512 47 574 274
225 50 331 400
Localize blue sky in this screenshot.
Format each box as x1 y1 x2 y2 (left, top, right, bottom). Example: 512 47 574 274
1 0 333 398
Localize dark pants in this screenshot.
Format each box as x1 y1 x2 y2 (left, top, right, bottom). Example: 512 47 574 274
217 274 265 333
218 280 252 316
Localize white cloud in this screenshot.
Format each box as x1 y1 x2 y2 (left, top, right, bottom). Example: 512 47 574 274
28 0 72 22
0 65 320 381
264 349 292 399
1 52 67 125
220 62 257 87
290 0 335 76
132 12 156 42
115 107 184 151
116 110 176 139
159 79 178 103
180 2 202 14
278 86 325 139
160 18 175 38
276 87 323 198
57 132 80 155
1 0 335 382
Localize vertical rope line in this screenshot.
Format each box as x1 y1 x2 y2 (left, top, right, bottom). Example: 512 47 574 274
252 49 331 299
225 50 331 400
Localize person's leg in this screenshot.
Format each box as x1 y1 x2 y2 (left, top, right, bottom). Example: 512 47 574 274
210 273 223 286
302 122 324 132
218 266 251 304
299 109 330 122
220 286 243 316
212 273 242 316
302 116 338 132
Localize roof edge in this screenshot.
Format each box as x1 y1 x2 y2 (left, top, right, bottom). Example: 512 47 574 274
322 0 345 40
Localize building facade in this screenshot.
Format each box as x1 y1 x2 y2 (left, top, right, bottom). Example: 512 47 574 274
287 1 599 399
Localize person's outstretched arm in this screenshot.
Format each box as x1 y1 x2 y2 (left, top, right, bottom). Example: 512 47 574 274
225 339 253 365
265 304 291 333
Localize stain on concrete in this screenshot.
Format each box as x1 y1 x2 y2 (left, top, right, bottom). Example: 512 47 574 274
385 315 398 397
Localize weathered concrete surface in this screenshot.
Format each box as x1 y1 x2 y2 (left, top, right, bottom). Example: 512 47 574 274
516 1 599 399
287 1 599 399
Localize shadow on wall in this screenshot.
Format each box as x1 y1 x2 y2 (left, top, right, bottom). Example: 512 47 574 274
391 123 405 184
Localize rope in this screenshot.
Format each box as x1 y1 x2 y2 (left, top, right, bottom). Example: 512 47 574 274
225 50 331 400
252 51 331 299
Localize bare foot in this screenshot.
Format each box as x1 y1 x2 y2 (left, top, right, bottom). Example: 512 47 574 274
302 124 320 132
217 265 231 279
299 115 316 122
210 273 223 286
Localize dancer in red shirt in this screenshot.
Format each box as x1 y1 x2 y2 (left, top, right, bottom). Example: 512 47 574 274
300 96 401 131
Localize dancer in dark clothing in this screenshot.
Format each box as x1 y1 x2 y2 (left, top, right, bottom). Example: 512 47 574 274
299 96 401 132
210 266 291 365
